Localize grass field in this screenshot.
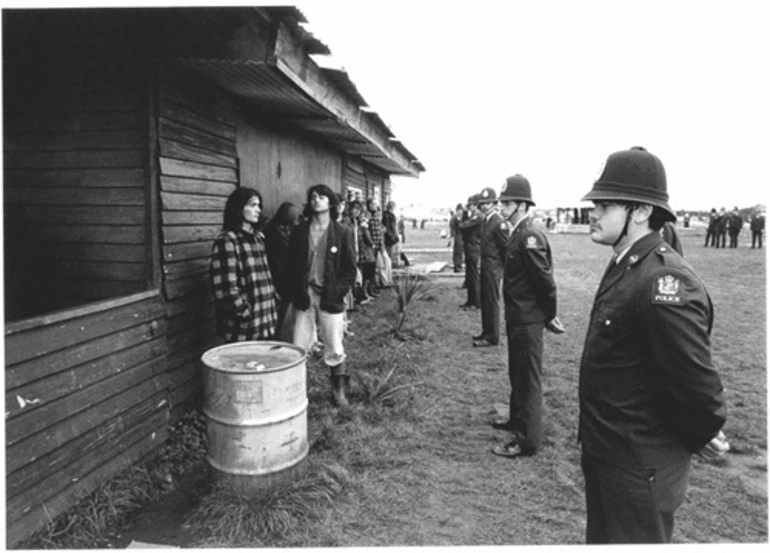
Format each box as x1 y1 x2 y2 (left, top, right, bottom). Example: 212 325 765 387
258 227 767 546
27 225 767 547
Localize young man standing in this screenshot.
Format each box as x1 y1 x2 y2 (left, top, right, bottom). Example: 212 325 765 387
459 194 483 310
579 147 728 543
491 174 563 458
288 184 358 407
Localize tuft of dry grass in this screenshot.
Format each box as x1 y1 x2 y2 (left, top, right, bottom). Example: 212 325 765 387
186 459 350 547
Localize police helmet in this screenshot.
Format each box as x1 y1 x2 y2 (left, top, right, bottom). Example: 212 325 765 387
582 146 676 222
477 186 498 204
500 174 535 206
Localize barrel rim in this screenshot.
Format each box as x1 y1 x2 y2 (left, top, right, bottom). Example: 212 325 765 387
201 340 308 374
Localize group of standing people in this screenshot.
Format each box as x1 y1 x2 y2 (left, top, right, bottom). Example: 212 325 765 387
704 206 765 248
210 184 402 407
209 146 732 545
453 147 729 544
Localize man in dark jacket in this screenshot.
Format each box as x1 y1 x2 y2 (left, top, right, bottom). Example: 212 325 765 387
449 203 465 272
490 174 563 458
473 187 506 347
750 209 765 249
579 147 728 544
728 207 743 248
459 194 483 310
715 207 728 248
288 184 358 407
704 208 718 247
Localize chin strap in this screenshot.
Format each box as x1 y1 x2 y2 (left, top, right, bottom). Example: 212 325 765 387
612 205 634 248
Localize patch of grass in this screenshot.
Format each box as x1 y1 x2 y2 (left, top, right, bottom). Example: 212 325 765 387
187 458 350 547
19 411 208 549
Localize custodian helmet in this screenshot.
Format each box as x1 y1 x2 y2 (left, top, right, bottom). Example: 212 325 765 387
477 186 498 203
582 146 676 222
500 174 535 206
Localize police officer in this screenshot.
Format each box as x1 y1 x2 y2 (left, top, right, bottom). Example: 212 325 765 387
459 194 483 310
490 175 564 458
473 187 506 347
727 206 743 248
579 146 728 544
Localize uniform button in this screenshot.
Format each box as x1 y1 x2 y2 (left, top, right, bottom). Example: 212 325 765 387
604 319 611 326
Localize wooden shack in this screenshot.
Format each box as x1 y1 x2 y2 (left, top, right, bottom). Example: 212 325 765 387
3 7 423 546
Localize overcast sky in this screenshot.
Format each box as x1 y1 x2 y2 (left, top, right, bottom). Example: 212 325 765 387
298 0 769 213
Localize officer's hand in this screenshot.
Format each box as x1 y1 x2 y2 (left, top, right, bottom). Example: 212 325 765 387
697 430 730 461
546 317 566 334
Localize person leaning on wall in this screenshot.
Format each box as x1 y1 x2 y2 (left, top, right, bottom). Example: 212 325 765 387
209 187 278 344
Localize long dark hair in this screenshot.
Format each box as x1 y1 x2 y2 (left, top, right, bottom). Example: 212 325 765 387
223 187 262 231
302 184 340 221
267 201 301 229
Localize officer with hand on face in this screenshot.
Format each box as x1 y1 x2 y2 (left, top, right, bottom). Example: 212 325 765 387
473 187 506 347
579 146 728 544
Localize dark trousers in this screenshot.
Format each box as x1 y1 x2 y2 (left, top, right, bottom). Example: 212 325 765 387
717 230 727 247
479 265 501 343
581 453 691 544
729 230 739 248
464 252 481 307
506 322 544 452
453 240 464 272
704 228 715 246
752 230 763 248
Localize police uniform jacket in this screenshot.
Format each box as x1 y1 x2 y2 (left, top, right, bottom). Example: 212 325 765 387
502 216 557 325
750 214 765 232
579 232 726 468
459 213 483 257
480 210 506 274
287 220 358 314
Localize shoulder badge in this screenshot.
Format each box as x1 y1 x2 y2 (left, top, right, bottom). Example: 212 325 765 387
525 235 539 249
652 273 683 305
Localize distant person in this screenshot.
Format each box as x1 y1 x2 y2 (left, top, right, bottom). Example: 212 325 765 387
366 198 386 291
397 212 406 245
704 208 718 247
750 209 765 249
490 174 563 459
579 146 728 544
459 194 482 310
728 206 743 248
353 201 377 302
473 187 506 347
683 213 690 228
210 188 278 343
287 184 358 407
264 201 302 342
659 221 683 256
450 203 465 273
382 200 400 266
715 207 728 248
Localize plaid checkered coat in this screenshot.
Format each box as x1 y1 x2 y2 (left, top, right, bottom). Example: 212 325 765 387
210 228 277 342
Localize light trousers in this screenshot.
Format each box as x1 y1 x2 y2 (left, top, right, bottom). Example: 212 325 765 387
293 287 346 367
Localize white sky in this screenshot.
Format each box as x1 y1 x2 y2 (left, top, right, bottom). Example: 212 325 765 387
298 0 769 212
5 0 767 212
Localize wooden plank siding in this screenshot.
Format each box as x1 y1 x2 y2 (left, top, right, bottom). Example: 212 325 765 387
157 73 238 416
3 53 150 320
4 291 169 546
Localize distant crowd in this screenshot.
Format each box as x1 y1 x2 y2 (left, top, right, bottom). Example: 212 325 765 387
703 207 765 249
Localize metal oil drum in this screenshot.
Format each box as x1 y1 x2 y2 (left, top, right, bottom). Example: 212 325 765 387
201 341 308 494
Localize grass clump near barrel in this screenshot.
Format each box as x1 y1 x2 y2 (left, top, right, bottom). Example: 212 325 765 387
186 458 350 546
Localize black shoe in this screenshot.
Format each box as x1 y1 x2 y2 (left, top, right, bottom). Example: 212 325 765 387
473 338 498 348
491 419 515 431
472 333 485 341
460 303 471 308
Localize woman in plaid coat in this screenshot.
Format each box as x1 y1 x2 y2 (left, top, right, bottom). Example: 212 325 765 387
210 188 278 343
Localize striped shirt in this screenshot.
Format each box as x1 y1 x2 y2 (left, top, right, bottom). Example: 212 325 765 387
210 228 277 342
368 210 383 250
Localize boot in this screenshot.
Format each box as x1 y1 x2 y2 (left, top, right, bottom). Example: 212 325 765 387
329 364 349 407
